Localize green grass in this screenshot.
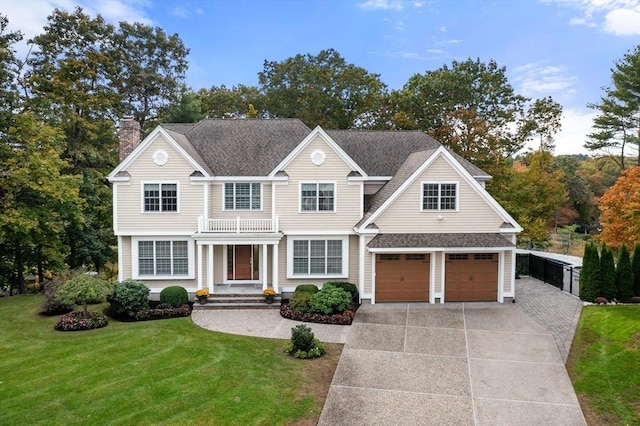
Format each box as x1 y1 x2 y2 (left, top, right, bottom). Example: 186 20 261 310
0 295 340 425
567 305 640 425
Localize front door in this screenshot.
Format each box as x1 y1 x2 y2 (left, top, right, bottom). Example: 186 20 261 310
227 245 259 281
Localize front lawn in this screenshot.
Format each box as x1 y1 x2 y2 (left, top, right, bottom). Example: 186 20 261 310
0 295 341 425
567 305 640 425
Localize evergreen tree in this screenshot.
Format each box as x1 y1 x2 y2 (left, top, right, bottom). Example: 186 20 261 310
615 245 634 301
600 244 617 300
579 242 601 301
631 243 640 297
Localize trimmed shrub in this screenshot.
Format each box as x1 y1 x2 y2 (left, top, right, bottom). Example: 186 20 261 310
615 245 634 302
289 291 313 313
580 242 601 302
600 244 616 300
108 279 150 317
309 286 351 314
294 284 319 295
324 281 358 301
290 324 315 352
160 286 188 307
42 280 74 315
55 311 108 331
632 243 640 297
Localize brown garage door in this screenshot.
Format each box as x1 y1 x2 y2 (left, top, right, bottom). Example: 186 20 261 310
376 254 430 302
445 253 498 302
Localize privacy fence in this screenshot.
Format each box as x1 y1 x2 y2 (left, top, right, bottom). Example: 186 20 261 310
516 252 580 297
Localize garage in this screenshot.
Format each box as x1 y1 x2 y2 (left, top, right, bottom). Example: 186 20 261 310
445 253 498 301
376 254 430 302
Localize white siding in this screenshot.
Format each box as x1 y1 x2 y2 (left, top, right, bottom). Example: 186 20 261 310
374 156 504 233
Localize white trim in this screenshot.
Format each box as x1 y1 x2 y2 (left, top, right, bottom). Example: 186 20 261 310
286 235 349 279
498 251 505 303
420 181 459 212
286 230 355 236
272 243 279 293
117 231 193 237
268 126 367 178
197 244 203 289
440 252 446 303
222 244 262 284
370 254 376 304
117 236 124 283
140 181 180 214
262 244 268 291
108 126 208 180
131 237 195 280
113 183 119 233
298 181 337 213
207 244 214 293
429 252 437 304
358 234 365 304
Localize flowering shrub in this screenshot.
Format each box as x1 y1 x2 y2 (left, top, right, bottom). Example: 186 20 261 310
195 289 210 299
55 311 108 331
594 297 608 305
133 304 191 321
263 288 276 298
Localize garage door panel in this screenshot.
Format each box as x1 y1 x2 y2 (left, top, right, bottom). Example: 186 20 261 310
376 254 430 302
445 253 498 302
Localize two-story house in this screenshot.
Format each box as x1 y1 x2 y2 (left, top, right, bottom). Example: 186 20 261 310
108 118 522 303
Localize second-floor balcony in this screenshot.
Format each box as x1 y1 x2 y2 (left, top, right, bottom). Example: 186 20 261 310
198 216 279 233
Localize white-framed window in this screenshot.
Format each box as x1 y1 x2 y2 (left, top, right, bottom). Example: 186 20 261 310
132 238 194 279
422 182 458 211
143 183 178 212
224 183 261 210
287 236 348 278
300 182 335 212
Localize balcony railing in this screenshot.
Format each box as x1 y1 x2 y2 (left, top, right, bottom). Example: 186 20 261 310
198 216 278 233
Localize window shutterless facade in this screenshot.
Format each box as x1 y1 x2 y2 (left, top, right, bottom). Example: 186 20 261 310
300 182 335 212
224 183 261 210
422 182 458 211
133 238 193 279
287 237 348 278
143 183 178 212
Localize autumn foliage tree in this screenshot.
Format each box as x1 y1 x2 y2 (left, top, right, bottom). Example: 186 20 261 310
599 166 640 250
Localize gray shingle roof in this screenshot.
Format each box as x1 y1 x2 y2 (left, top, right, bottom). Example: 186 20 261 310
368 233 515 249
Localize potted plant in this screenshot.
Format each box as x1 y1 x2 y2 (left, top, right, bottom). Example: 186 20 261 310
195 289 210 304
263 288 276 304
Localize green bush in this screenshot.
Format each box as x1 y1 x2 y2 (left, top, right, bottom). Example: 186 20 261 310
294 284 319 295
290 324 315 352
289 291 313 313
580 242 601 302
615 245 634 301
309 287 351 314
159 286 188 307
323 281 358 300
108 279 150 317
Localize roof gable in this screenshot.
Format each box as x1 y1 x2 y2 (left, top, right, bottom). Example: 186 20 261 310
108 126 208 180
269 126 367 178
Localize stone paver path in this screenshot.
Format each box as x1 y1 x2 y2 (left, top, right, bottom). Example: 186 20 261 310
514 276 583 363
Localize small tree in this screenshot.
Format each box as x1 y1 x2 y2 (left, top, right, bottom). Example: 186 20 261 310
55 274 111 318
632 243 640 297
579 242 601 301
615 245 635 301
600 244 617 300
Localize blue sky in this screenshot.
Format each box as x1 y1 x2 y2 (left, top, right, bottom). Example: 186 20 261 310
4 0 640 155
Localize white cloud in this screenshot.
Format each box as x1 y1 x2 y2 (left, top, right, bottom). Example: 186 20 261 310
547 0 640 36
603 8 640 35
513 62 576 99
553 108 597 155
358 0 404 11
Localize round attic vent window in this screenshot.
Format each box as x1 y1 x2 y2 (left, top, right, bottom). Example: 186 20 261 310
153 150 168 166
311 149 326 165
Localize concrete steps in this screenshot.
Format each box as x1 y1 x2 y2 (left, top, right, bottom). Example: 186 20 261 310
193 294 282 310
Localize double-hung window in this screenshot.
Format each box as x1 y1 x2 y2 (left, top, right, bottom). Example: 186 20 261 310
300 182 334 212
224 183 261 210
422 182 457 211
143 183 177 212
289 237 347 277
137 240 189 277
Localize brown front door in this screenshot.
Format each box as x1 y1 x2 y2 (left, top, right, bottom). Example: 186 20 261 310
376 254 430 302
445 253 498 302
233 245 253 280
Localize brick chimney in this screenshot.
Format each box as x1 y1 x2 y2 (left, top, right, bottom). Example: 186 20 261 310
119 116 141 162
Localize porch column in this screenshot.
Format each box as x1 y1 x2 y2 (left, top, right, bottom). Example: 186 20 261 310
197 243 203 289
272 243 279 293
262 243 268 291
207 244 214 293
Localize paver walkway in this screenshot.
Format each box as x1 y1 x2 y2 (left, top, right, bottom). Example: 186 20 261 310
514 276 584 362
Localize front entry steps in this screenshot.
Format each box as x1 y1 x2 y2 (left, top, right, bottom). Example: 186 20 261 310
193 294 282 310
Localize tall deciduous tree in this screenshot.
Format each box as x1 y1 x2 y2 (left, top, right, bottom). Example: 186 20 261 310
258 49 387 129
615 244 634 301
599 166 640 250
520 96 563 152
197 84 263 119
586 45 640 168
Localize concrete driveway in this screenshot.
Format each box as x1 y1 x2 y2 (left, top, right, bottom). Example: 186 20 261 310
318 302 586 425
